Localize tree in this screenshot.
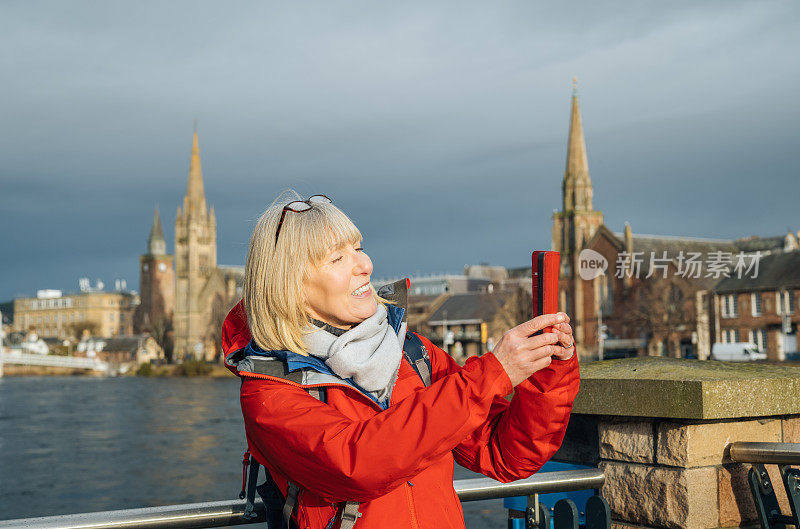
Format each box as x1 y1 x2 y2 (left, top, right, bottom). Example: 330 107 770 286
207 294 230 363
150 316 174 363
619 275 693 357
487 287 533 341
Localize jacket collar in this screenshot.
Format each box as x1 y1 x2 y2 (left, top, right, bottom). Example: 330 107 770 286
239 303 405 369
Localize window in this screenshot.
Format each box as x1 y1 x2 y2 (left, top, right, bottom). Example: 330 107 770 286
752 292 762 316
754 328 768 352
722 329 739 343
778 290 796 315
721 294 738 318
668 285 683 312
602 276 614 314
722 329 741 343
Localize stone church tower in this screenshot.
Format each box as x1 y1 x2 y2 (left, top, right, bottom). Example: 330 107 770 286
134 207 175 337
173 132 218 359
551 81 604 353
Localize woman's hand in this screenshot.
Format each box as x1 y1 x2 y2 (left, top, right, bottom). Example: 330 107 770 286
492 312 575 387
551 319 575 360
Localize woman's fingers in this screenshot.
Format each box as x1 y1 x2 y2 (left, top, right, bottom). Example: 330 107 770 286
514 313 567 337
552 322 573 336
494 313 575 386
554 329 573 348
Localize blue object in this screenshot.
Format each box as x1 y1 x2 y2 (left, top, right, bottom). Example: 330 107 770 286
504 461 596 529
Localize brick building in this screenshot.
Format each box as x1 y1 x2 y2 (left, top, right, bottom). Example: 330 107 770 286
552 83 796 360
710 245 799 360
133 207 174 338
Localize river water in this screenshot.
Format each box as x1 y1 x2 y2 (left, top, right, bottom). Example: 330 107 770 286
0 376 506 528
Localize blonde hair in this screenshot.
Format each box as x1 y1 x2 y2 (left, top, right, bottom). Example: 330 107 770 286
244 190 382 355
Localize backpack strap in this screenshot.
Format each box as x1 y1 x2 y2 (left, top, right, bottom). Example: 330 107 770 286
403 331 432 387
240 451 284 528
306 387 328 402
243 454 260 521
303 387 365 529
282 481 301 529
339 501 363 529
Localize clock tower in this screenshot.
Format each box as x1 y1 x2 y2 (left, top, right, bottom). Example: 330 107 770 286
134 206 175 337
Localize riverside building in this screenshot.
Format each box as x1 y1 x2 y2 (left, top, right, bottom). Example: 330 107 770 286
13 286 138 340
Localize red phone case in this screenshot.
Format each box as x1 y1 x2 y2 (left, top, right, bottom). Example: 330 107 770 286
531 251 560 335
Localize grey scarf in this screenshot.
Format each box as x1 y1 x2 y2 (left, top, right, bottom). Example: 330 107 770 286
303 303 405 403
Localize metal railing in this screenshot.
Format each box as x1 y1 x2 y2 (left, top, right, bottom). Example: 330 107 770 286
0 468 605 529
728 441 800 529
0 351 107 371
729 441 800 465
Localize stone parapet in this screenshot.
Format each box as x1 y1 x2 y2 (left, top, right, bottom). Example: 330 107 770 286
555 357 800 529
572 357 800 419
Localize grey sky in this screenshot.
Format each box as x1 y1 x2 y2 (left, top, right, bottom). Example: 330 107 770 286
1 1 799 300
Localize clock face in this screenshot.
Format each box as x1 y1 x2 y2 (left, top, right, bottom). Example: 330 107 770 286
143 264 149 272
158 263 167 272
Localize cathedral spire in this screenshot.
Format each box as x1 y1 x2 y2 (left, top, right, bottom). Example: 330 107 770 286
563 78 593 212
148 206 167 255
184 131 207 217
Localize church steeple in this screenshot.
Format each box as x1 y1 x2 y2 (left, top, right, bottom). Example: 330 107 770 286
173 128 218 361
184 131 208 218
148 207 167 256
563 79 593 212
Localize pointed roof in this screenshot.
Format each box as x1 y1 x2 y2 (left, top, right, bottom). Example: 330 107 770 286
564 79 590 183
147 206 166 254
184 131 207 216
148 207 165 242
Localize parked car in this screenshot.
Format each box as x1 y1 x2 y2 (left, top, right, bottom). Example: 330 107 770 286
710 342 767 361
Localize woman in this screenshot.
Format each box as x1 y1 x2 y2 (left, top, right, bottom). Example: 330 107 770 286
222 192 579 529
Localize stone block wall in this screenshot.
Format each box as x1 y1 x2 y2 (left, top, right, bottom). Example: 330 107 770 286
555 414 800 529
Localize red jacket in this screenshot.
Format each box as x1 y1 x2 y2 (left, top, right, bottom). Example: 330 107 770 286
222 300 579 529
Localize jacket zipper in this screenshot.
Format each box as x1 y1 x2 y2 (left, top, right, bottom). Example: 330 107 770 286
405 481 420 529
241 372 386 411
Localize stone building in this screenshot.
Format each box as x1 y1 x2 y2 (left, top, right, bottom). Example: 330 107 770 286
77 333 164 366
13 289 138 340
551 83 603 354
171 132 243 361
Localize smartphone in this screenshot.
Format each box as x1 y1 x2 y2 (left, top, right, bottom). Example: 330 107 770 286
531 251 560 335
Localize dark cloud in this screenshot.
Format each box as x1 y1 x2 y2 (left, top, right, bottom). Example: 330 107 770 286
1 0 799 299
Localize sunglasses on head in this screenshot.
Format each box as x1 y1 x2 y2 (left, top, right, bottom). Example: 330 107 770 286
274 194 332 246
